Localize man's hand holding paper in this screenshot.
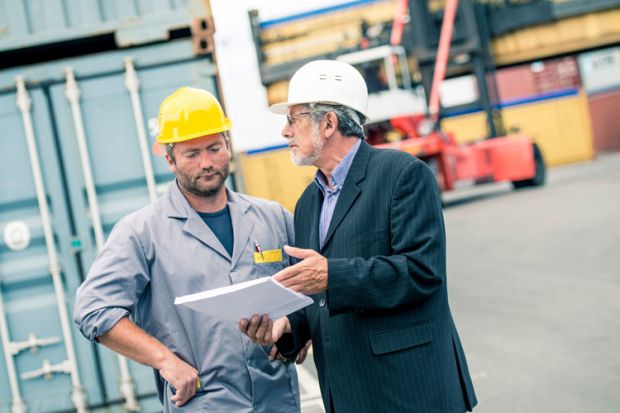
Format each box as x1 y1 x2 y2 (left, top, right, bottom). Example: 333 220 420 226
174 276 312 322
239 315 311 365
239 315 291 346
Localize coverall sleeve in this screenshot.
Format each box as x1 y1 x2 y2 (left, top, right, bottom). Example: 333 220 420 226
326 159 445 314
73 219 150 342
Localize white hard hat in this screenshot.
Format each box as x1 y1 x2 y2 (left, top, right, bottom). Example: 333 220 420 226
269 60 369 122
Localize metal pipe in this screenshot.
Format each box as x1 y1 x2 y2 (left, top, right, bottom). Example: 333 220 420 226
396 47 412 90
64 68 140 412
64 68 106 250
15 76 88 413
123 58 158 202
0 278 28 413
428 0 460 121
383 54 398 91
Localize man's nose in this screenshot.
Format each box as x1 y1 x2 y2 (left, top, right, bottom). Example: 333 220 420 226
198 151 214 169
282 123 293 139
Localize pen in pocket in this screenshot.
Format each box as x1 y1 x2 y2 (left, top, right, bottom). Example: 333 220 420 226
254 240 264 260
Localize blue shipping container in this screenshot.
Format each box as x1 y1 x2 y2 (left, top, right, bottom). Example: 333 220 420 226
0 37 220 412
0 0 208 51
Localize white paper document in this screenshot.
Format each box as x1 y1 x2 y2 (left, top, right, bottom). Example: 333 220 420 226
174 277 313 322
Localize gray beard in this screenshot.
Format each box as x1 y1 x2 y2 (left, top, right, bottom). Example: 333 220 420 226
290 151 320 166
290 127 323 166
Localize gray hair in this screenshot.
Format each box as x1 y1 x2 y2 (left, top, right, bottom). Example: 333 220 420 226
164 131 230 163
303 103 366 140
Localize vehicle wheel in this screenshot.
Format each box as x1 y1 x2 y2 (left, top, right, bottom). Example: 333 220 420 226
512 143 546 189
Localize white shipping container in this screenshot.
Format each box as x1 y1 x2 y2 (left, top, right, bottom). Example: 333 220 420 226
578 47 620 94
440 75 480 108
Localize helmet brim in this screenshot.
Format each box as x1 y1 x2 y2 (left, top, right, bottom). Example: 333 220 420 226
269 101 296 115
269 100 365 115
156 118 232 144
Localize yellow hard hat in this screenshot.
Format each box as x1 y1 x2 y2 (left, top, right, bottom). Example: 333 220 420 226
156 87 232 144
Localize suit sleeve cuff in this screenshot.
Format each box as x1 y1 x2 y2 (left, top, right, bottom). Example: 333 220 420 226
276 311 307 360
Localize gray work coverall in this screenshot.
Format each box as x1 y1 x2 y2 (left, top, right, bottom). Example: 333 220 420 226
74 182 300 412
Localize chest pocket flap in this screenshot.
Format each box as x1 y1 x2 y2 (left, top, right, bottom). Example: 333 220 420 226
369 321 433 355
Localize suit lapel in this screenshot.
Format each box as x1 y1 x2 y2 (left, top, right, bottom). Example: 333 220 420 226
321 141 372 251
308 187 323 251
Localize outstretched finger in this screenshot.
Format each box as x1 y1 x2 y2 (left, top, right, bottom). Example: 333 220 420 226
284 245 317 260
273 266 295 283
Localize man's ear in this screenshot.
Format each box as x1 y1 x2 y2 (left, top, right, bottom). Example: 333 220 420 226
324 112 338 138
165 153 176 172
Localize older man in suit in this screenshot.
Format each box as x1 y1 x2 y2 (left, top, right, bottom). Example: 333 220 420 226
240 60 477 412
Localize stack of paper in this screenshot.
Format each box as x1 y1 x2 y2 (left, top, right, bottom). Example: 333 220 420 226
174 277 313 322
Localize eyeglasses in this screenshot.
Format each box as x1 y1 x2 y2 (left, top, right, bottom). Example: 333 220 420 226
286 112 311 128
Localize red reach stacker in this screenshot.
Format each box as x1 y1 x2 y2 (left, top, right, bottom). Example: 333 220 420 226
340 0 545 192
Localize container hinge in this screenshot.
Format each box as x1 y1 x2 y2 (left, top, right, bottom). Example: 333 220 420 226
8 333 61 355
21 359 72 381
191 16 215 55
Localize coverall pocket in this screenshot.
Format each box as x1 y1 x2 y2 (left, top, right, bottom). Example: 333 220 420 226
164 381 207 412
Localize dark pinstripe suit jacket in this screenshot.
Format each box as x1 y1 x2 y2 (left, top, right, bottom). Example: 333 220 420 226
282 140 477 413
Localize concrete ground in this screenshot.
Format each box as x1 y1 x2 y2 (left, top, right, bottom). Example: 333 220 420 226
444 151 620 413
298 152 620 412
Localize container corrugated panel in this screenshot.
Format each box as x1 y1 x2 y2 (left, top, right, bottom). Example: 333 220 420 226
441 112 488 144
442 91 595 166
587 88 620 151
530 57 580 94
259 0 396 42
238 146 316 213
258 0 397 66
0 0 208 51
267 80 289 106
494 65 538 102
578 46 620 94
494 56 581 102
0 37 220 412
492 8 620 65
502 91 595 166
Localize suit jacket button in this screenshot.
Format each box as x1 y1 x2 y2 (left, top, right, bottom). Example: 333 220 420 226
319 298 326 307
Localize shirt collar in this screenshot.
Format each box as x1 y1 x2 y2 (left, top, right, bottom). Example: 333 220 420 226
314 139 362 194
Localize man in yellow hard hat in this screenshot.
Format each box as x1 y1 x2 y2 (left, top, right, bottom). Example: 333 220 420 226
74 87 301 412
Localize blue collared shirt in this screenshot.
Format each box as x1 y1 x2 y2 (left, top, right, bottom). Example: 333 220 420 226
314 139 362 248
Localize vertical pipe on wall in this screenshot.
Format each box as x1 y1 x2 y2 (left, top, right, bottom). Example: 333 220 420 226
15 76 88 413
63 67 106 250
123 57 158 202
63 68 140 412
0 279 28 413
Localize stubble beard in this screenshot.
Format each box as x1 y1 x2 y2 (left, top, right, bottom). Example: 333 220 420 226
178 164 229 198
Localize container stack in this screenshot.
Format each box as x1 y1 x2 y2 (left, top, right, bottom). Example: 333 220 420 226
0 1 218 411
579 47 620 152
